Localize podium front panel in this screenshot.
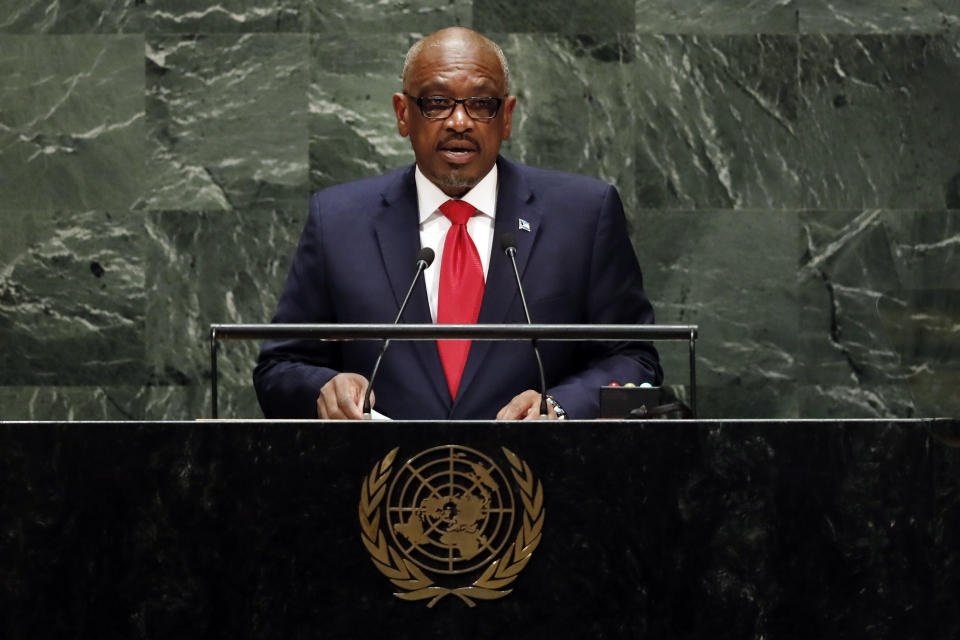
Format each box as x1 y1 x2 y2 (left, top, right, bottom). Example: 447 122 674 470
1 419 957 639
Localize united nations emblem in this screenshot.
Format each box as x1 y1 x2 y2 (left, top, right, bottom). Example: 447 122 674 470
359 445 544 607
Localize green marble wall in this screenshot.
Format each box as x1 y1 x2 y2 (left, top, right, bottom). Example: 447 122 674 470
1 1 958 420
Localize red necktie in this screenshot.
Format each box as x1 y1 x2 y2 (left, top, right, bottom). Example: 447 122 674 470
437 199 484 399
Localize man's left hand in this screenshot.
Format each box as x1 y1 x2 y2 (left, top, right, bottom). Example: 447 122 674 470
496 390 559 420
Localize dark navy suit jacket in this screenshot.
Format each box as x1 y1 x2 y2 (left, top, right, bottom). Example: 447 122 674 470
254 156 662 419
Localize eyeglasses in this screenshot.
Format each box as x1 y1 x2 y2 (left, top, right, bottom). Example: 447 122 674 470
404 93 505 120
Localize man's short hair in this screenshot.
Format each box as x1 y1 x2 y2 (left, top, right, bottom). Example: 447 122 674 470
401 31 511 95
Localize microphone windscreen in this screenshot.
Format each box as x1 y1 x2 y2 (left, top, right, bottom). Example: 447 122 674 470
499 232 517 254
416 247 435 267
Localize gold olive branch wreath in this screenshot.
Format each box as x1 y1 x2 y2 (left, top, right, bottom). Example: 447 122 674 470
358 446 545 608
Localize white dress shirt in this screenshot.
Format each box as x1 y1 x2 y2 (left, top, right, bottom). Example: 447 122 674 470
415 165 498 322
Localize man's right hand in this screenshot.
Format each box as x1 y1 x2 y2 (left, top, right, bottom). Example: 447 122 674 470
316 373 373 419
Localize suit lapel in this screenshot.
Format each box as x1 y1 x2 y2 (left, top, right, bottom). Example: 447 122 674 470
454 157 543 411
375 166 451 410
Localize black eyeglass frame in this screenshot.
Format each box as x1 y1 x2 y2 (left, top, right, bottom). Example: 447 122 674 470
403 93 506 120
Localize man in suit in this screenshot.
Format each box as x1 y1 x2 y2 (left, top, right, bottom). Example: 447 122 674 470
254 27 662 420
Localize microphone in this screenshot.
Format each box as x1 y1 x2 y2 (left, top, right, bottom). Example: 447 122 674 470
500 233 549 418
362 247 435 418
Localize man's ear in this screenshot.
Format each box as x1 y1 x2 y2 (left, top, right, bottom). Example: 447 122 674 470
501 95 517 140
393 93 410 137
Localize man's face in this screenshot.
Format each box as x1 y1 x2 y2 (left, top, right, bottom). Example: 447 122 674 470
393 38 516 198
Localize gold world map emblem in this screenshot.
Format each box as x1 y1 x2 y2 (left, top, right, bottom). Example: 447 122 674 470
359 445 545 607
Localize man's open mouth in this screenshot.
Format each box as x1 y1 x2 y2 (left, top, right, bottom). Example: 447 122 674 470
438 141 478 163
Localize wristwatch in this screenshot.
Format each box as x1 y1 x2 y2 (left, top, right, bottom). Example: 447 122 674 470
545 395 566 420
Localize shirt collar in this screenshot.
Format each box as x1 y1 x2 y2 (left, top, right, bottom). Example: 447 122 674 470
415 163 498 224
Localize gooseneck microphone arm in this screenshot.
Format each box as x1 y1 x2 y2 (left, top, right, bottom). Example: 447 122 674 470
500 233 549 419
362 247 435 418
